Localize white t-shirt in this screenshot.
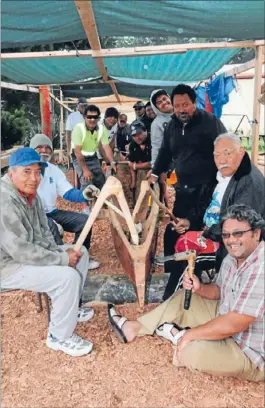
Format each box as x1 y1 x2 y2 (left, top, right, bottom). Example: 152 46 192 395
65 111 84 131
37 163 73 213
203 171 232 228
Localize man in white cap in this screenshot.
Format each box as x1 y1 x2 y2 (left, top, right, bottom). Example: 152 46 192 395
30 133 100 270
65 97 87 155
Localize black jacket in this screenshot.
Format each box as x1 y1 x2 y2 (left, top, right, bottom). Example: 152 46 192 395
204 152 265 270
152 109 227 186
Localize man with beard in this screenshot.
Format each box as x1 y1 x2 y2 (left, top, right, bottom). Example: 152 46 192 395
107 204 265 382
116 113 131 160
128 121 151 190
98 107 119 162
141 101 156 137
30 133 100 270
133 101 146 121
149 84 226 265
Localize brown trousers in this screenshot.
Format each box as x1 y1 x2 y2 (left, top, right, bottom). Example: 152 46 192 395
137 291 264 382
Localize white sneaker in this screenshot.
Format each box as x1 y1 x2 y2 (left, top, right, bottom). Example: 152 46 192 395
88 259 100 270
46 333 93 357
154 252 165 266
77 307 94 322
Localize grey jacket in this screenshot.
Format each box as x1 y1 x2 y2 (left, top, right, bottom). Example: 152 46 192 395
0 174 69 281
150 89 173 166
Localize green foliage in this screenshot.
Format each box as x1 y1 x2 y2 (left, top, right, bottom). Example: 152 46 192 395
1 108 33 149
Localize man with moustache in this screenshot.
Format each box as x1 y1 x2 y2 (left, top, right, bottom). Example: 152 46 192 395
163 133 265 299
108 204 265 382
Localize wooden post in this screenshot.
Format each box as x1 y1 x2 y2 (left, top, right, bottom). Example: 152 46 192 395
39 86 52 138
251 46 263 164
59 88 64 162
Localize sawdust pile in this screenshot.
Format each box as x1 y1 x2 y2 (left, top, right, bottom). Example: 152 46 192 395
2 291 264 408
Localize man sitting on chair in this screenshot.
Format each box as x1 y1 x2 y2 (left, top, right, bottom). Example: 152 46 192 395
163 132 265 300
108 204 264 382
1 148 94 357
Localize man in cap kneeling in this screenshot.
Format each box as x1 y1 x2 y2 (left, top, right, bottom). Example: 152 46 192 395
128 121 151 190
1 147 94 357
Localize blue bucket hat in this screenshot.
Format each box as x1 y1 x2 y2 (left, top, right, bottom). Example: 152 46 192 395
9 147 48 175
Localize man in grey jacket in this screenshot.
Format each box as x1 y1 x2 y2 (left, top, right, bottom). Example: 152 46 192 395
150 89 173 167
0 147 94 357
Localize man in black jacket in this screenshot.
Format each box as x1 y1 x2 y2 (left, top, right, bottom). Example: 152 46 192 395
163 132 265 299
149 84 227 229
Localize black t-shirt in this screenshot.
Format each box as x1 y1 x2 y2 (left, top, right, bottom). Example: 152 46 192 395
128 137 151 163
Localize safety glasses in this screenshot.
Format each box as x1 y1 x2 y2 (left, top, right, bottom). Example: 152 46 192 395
221 229 252 240
86 115 99 120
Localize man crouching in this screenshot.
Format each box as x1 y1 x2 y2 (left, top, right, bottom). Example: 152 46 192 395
108 204 264 381
1 147 94 357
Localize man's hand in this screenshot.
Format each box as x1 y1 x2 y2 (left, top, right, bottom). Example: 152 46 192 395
83 184 100 200
147 170 158 185
66 248 83 267
111 161 117 174
172 218 190 234
83 168 93 181
175 332 192 364
128 161 135 170
183 267 201 293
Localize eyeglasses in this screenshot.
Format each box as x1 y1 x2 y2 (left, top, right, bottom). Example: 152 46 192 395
221 229 252 240
86 115 99 120
134 107 143 111
119 120 126 124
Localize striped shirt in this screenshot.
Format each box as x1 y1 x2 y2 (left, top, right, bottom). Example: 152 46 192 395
216 241 264 370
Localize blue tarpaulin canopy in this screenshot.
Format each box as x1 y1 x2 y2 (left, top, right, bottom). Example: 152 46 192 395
1 1 263 98
2 1 264 49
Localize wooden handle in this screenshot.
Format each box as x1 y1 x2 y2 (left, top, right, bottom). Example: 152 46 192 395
183 254 196 310
148 185 179 224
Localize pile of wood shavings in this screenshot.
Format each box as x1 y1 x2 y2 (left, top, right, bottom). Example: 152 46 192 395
1 291 263 408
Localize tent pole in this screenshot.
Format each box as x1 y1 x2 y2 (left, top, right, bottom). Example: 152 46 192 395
251 45 263 164
39 86 52 138
59 88 64 162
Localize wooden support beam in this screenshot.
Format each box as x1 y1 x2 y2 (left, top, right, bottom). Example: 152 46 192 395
1 81 39 93
49 92 73 112
59 88 64 161
224 52 265 77
2 40 264 60
74 0 121 104
251 46 263 165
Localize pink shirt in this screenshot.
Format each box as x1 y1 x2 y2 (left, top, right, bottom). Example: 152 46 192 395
216 241 264 370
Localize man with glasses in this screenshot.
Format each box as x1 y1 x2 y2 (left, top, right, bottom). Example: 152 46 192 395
133 101 146 121
71 105 116 191
163 132 265 299
108 204 265 382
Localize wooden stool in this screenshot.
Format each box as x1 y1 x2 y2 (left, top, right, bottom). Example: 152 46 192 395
36 293 51 323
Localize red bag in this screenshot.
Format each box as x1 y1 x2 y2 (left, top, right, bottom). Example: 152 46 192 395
174 231 219 255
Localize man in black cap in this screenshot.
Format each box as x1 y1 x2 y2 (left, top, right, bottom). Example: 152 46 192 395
128 121 151 189
98 107 119 161
65 97 88 155
133 101 146 121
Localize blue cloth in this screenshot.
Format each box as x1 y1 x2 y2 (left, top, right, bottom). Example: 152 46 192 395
206 74 235 118
195 75 235 118
63 188 87 203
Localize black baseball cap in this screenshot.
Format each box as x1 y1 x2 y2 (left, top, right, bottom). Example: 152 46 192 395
130 121 146 137
77 97 88 105
133 101 145 109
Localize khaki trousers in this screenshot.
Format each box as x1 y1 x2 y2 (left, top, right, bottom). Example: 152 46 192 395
137 291 264 382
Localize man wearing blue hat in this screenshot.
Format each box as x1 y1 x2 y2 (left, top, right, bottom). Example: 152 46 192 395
0 147 94 357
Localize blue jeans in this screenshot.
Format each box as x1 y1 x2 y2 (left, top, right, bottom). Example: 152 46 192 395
47 209 91 250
